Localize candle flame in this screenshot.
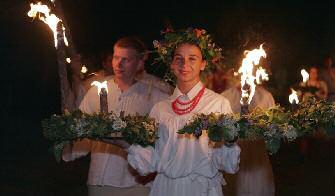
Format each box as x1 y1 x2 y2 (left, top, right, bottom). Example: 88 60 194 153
66 57 71 63
27 2 68 48
301 69 309 84
289 88 299 104
238 44 267 104
91 81 108 95
81 65 88 74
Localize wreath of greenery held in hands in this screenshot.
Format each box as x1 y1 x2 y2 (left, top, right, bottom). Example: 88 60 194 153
152 27 224 85
42 110 158 162
179 97 335 154
42 97 335 162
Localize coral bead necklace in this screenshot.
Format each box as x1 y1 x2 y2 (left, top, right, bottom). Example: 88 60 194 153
171 86 205 115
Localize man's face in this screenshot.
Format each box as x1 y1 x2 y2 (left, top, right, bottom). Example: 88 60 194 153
112 46 143 81
170 43 206 83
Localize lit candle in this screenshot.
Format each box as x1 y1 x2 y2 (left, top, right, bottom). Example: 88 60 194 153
91 81 108 113
301 69 309 87
289 88 299 111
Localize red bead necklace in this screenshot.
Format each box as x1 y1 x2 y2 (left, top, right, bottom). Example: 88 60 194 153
172 86 205 115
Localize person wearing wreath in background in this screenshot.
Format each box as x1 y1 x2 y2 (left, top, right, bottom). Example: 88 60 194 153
62 36 169 196
299 66 328 101
221 74 275 196
124 28 241 196
319 55 335 102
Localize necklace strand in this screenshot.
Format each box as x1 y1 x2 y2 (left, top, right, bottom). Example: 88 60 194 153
171 86 205 115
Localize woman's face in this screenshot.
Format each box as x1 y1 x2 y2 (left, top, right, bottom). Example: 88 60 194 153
170 43 206 84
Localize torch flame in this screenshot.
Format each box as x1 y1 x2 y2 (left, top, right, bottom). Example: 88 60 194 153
27 2 68 48
91 81 108 95
81 65 88 74
301 69 309 84
289 88 299 104
255 66 269 84
238 44 267 104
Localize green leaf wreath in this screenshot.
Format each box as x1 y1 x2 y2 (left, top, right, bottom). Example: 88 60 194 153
42 110 158 162
42 97 335 161
178 97 335 154
152 27 224 85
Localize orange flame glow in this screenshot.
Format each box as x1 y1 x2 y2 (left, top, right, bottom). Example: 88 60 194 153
91 81 108 95
27 2 68 48
289 88 299 104
81 65 88 74
301 69 309 85
238 44 267 104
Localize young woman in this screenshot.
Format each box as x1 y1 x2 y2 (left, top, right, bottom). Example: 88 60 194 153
127 30 241 196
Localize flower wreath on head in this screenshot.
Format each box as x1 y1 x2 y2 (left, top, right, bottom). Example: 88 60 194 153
152 27 224 84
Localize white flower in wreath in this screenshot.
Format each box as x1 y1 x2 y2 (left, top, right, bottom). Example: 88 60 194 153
282 124 298 142
107 113 118 121
265 123 279 138
153 40 160 48
142 122 155 132
72 118 89 137
226 123 240 139
112 118 127 131
216 117 239 140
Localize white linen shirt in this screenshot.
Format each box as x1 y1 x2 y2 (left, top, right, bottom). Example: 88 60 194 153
62 78 168 187
221 86 275 114
128 81 241 196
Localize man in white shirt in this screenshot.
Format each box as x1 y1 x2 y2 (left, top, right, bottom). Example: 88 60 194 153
62 36 169 196
221 83 275 113
70 49 172 108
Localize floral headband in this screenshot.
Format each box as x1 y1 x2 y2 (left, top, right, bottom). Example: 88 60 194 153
153 27 224 75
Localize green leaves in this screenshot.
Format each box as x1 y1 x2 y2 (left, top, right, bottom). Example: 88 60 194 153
178 97 335 154
265 138 281 155
42 111 158 162
53 143 64 163
43 97 335 159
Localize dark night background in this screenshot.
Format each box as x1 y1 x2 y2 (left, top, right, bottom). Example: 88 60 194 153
1 0 335 195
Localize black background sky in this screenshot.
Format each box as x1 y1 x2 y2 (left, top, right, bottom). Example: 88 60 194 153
1 0 335 158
